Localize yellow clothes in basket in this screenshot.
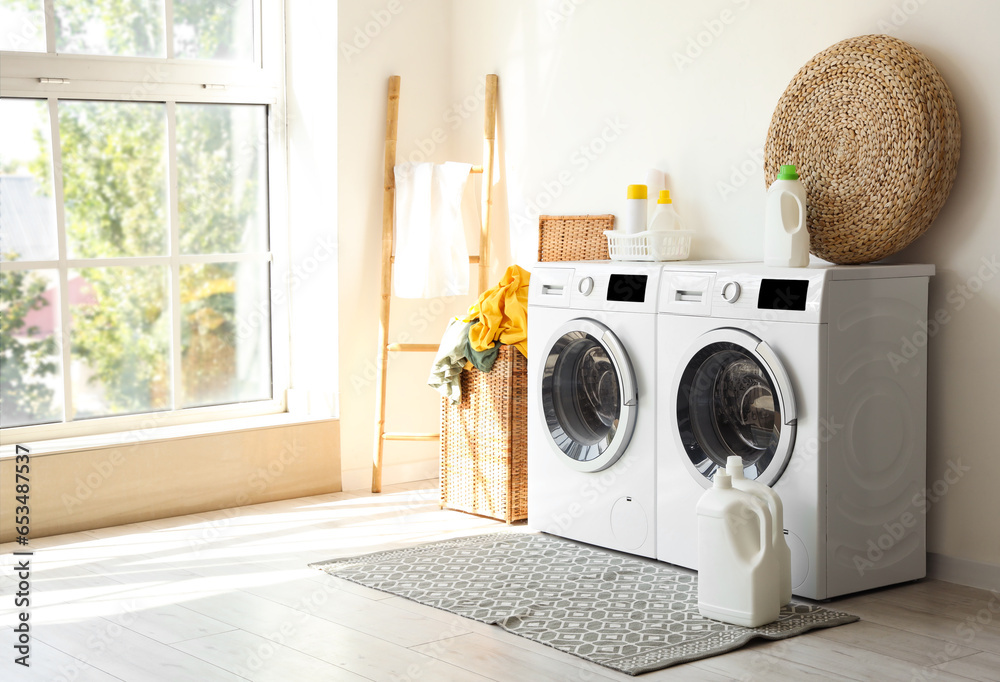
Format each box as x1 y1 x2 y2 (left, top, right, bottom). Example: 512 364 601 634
464 265 530 358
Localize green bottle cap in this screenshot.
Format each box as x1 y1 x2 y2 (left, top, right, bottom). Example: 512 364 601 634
777 164 799 180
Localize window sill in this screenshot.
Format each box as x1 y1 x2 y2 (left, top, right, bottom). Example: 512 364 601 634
0 412 336 459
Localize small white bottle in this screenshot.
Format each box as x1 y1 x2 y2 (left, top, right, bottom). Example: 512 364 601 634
764 164 809 267
697 471 781 628
645 169 665 217
623 184 647 234
726 456 793 606
648 190 682 231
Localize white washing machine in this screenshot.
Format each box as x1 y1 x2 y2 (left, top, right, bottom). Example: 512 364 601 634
656 262 933 599
528 261 660 558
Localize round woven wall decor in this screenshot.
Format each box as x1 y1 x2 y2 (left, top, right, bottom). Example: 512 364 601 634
764 34 960 264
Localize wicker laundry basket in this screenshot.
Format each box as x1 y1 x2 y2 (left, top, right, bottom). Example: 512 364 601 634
440 344 528 524
439 216 609 523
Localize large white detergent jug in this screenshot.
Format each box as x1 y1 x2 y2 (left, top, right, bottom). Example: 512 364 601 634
697 471 780 628
764 164 809 267
727 456 793 606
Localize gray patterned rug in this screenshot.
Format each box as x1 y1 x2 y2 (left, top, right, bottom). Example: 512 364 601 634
310 532 859 676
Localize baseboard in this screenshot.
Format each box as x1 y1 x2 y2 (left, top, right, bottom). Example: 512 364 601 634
0 419 340 542
342 459 439 493
928 552 1000 592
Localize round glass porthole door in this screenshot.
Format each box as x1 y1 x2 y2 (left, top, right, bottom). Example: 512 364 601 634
540 318 637 472
674 328 796 488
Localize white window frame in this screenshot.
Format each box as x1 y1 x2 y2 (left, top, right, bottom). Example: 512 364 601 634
0 0 291 443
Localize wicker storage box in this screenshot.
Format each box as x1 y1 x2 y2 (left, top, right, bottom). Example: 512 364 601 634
440 344 527 523
538 214 612 262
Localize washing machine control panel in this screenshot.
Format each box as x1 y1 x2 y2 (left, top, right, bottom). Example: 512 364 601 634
716 278 812 312
567 266 661 312
706 271 825 322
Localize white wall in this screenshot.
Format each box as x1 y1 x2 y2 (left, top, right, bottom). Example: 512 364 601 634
338 0 484 490
287 1 339 416
339 0 1000 577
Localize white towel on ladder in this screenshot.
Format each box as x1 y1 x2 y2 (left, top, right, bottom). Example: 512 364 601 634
392 161 472 298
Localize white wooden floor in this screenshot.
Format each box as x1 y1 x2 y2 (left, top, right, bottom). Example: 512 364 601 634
2 479 999 681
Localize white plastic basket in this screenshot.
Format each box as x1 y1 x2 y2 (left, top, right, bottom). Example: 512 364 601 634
604 230 693 262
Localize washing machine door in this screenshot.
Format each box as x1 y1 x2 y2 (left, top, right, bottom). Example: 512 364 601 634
539 318 638 473
674 327 797 488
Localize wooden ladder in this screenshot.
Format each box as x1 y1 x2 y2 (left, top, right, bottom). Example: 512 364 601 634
371 74 499 493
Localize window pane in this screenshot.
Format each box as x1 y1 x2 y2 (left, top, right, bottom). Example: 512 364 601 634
0 98 58 262
1 269 63 427
60 101 168 258
180 261 270 408
174 0 253 62
70 266 170 418
55 0 165 57
177 103 268 254
0 0 45 52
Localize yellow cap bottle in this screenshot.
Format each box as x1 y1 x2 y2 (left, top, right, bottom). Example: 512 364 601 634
624 184 647 234
649 190 682 231
627 184 648 200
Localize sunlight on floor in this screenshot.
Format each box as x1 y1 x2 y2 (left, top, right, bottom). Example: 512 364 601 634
0 480 508 630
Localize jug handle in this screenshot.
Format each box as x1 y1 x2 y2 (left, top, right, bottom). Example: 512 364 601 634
786 192 805 235
766 495 783 545
749 497 772 570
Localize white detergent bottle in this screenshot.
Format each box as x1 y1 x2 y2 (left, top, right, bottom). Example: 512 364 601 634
726 456 793 606
697 471 781 628
648 190 682 231
623 184 647 234
764 164 809 267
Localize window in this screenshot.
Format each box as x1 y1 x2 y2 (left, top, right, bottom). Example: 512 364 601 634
1 0 288 439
